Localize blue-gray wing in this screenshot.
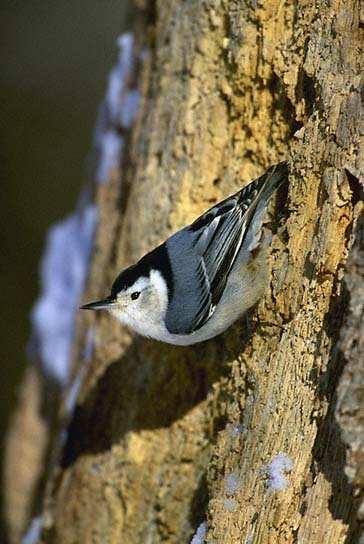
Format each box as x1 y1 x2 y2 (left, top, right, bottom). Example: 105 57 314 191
165 162 288 335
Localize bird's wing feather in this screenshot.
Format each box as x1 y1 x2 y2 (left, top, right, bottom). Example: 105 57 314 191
188 162 288 333
187 197 249 332
165 162 288 335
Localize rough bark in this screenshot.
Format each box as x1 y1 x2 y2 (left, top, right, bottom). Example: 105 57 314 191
4 365 48 543
336 207 364 535
6 1 364 543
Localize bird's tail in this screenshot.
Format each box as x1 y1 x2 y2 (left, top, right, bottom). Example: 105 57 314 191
257 160 288 200
242 161 289 253
238 161 288 207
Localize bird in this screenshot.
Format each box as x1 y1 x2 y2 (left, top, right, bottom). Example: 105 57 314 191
81 161 289 345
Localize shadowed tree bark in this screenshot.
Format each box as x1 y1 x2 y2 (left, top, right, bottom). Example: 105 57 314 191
5 1 364 543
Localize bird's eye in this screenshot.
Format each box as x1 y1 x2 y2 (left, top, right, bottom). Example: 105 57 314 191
131 291 140 300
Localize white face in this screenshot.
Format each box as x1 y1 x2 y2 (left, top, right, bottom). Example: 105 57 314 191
107 270 169 339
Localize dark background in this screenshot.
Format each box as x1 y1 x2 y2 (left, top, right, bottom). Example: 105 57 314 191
0 1 128 539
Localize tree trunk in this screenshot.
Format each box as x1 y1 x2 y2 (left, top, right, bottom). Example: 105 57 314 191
6 1 364 543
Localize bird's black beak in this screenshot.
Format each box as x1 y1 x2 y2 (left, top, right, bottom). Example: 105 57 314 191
80 296 115 311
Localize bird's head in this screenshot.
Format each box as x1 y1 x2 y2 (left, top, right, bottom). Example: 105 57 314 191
80 266 169 333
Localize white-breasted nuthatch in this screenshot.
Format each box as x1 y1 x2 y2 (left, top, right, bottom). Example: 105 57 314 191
81 162 288 345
